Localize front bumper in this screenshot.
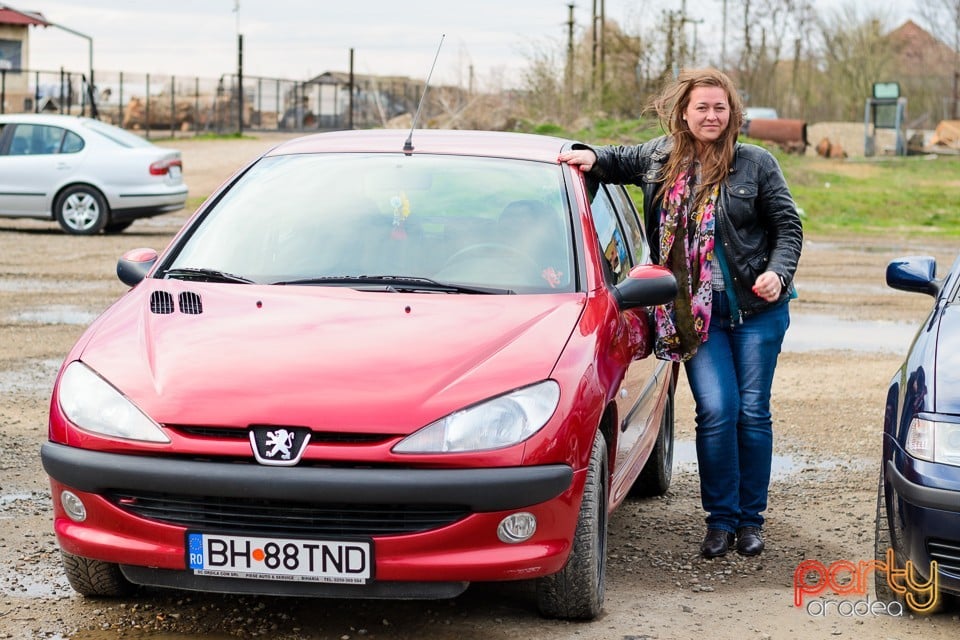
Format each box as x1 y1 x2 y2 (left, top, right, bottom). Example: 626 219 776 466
42 442 572 511
42 442 580 587
887 459 960 597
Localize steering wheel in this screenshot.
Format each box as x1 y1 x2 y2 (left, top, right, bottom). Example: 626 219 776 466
442 243 541 273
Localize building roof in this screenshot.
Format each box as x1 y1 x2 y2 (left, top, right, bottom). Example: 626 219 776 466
0 6 50 26
308 71 415 85
887 19 957 72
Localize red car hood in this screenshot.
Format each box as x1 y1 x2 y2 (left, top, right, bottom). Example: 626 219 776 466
78 281 585 433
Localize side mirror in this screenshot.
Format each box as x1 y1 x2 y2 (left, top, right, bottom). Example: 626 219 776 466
613 264 677 310
886 256 940 297
117 248 159 287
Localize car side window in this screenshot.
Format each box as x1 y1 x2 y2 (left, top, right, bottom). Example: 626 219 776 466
9 124 65 155
606 184 650 266
9 126 31 155
61 131 84 154
588 182 631 285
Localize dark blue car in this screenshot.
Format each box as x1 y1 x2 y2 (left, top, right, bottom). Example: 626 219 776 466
877 254 960 611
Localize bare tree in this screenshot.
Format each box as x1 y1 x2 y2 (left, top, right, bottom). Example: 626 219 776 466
814 5 895 120
517 42 570 124
733 0 812 112
915 0 960 117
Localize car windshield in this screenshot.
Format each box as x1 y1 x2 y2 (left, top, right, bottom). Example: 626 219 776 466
165 153 575 294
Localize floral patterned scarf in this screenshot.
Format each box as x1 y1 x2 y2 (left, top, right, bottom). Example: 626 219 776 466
653 169 718 362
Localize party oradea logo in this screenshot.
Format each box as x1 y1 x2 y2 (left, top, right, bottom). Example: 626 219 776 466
793 549 938 616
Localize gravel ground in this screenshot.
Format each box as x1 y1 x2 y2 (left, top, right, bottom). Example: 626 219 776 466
0 134 958 639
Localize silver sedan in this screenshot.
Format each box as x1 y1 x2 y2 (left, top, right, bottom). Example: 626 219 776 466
0 113 188 234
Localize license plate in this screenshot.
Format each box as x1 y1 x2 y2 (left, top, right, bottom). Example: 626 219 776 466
187 532 373 584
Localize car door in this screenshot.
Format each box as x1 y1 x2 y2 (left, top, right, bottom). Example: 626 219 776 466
587 181 670 501
0 122 73 217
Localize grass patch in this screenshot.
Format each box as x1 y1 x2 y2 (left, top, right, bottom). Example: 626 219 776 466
185 195 208 211
150 131 258 143
781 154 960 236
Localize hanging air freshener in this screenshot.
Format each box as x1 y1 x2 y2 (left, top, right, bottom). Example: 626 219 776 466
390 193 410 239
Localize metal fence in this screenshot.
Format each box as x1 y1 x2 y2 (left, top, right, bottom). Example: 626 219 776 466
0 67 437 136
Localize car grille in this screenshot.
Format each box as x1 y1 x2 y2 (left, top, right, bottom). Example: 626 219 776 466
171 425 393 445
927 539 960 574
107 491 469 536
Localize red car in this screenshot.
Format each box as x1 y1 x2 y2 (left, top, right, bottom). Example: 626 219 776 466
41 129 676 620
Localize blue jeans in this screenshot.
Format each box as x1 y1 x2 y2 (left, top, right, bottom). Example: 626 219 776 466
683 290 790 533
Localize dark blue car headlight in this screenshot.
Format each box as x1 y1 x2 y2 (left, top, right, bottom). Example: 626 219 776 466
905 417 960 467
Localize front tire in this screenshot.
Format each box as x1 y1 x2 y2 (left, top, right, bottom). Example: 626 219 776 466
536 430 608 620
874 467 901 603
54 185 109 235
61 551 134 597
874 468 942 612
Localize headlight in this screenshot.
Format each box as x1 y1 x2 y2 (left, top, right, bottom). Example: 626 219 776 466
57 361 170 443
905 417 960 467
393 381 560 454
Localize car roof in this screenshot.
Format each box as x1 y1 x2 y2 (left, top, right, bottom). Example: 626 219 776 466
266 129 575 163
0 113 94 127
744 107 778 119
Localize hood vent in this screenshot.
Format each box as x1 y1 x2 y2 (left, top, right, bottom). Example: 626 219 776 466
150 291 175 314
179 291 203 314
149 290 203 315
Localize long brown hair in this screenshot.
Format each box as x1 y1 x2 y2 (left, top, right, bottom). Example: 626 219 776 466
651 68 744 209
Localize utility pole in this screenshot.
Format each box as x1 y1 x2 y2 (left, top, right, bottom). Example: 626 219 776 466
599 0 605 87
348 48 355 130
721 0 728 68
591 0 597 90
590 0 606 91
954 18 959 118
566 3 575 99
237 33 243 135
685 17 704 66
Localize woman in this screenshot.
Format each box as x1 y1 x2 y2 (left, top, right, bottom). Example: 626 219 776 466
559 68 802 558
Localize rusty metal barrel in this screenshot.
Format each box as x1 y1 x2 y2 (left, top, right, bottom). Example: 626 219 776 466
742 118 808 149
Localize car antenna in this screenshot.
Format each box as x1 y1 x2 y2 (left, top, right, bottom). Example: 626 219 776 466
403 34 445 154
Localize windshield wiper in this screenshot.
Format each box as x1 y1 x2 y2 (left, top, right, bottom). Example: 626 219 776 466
161 267 255 284
272 275 514 295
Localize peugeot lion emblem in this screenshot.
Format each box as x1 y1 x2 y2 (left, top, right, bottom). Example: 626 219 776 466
249 426 311 466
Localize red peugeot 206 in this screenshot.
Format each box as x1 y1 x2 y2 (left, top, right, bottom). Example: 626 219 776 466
41 129 676 619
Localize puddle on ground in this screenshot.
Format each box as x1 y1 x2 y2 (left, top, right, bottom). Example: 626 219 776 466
673 440 871 480
0 277 112 293
802 239 928 254
784 312 917 354
794 281 890 296
0 492 33 506
10 305 99 325
2 570 70 599
0 357 61 397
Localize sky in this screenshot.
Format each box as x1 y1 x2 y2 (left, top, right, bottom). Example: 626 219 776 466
8 1 914 87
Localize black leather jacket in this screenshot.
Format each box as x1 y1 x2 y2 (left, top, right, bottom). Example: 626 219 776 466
585 135 803 320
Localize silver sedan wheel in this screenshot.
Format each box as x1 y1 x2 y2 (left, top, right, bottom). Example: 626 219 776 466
54 186 109 235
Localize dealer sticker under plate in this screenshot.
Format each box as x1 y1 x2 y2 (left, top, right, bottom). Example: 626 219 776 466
187 532 372 584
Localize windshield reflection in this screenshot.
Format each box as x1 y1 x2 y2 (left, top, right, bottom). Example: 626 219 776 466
168 154 575 294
